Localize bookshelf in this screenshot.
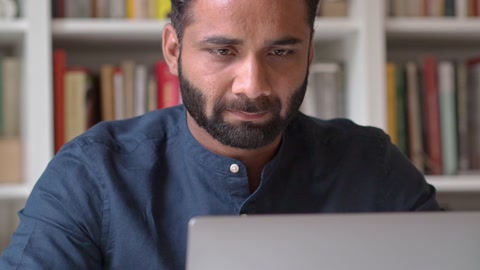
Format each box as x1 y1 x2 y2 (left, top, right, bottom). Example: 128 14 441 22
1 0 480 252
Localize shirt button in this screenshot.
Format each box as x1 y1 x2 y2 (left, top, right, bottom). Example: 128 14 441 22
230 164 240 173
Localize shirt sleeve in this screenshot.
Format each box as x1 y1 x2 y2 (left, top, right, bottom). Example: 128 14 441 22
0 141 105 269
380 137 442 211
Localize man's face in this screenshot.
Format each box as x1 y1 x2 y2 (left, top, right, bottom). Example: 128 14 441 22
179 0 313 149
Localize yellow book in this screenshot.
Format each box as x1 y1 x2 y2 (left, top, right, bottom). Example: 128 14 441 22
386 63 398 145
156 0 171 19
127 0 135 19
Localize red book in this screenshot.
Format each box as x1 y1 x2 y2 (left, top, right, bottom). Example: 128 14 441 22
155 61 180 109
57 0 65 18
53 50 67 153
473 0 479 16
423 57 442 175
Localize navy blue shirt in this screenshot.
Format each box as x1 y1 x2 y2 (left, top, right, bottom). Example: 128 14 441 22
0 105 440 269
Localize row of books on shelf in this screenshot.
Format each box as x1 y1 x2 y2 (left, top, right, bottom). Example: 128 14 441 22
388 0 480 17
386 56 480 176
50 0 349 19
53 49 180 153
0 56 21 184
300 62 345 120
51 0 172 19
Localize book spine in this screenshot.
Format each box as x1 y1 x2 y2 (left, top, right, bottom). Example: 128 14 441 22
121 61 136 119
423 57 443 175
438 61 458 175
468 62 480 169
134 64 147 117
64 69 88 143
386 62 398 145
456 61 470 171
156 0 172 19
100 65 115 121
395 64 408 156
444 0 456 16
53 50 67 153
113 69 125 120
406 62 424 172
147 76 157 111
0 58 3 136
155 61 179 109
2 57 21 138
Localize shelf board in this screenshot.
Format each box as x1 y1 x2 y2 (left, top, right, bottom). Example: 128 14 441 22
52 19 169 43
427 175 480 193
0 20 28 44
313 18 358 41
0 184 33 200
387 18 480 41
52 18 358 44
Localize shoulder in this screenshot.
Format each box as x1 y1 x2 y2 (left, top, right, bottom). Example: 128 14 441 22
288 112 390 148
67 105 186 154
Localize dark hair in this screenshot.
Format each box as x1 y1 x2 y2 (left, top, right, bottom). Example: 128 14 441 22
170 0 321 41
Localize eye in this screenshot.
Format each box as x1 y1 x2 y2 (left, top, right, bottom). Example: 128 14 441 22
271 49 293 56
208 48 233 56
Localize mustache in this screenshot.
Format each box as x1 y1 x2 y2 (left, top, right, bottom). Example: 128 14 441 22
216 95 281 113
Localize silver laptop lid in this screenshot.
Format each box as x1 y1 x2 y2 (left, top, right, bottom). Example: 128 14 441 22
186 212 480 270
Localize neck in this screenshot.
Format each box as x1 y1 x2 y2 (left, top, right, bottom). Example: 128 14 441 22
186 112 281 191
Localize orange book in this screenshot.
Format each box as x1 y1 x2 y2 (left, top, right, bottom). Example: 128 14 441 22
127 0 135 19
53 50 67 153
386 63 398 145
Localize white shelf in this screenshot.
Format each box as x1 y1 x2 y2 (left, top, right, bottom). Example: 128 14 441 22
313 18 358 41
387 18 480 41
51 18 358 43
0 184 33 200
427 175 480 193
52 19 169 43
0 20 28 44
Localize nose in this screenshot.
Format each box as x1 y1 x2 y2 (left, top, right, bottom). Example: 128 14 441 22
231 55 272 99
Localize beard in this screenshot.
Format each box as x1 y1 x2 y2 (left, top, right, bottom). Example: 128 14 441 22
178 57 308 149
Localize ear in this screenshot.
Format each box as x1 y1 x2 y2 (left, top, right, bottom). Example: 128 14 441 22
162 23 180 76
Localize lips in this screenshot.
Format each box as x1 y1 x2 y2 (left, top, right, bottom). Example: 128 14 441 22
226 109 269 121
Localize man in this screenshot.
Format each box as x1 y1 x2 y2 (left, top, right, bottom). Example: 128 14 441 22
0 0 440 269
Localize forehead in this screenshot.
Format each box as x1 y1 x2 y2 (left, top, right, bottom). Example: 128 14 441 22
185 0 310 41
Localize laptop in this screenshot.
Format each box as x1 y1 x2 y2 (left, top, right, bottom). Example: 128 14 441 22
186 212 480 270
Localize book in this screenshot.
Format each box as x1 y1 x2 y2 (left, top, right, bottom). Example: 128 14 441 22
147 75 157 112
438 61 458 175
2 57 21 138
155 61 180 109
134 64 148 117
64 69 88 143
121 60 136 119
100 64 115 121
53 50 67 153
0 57 3 136
405 62 424 172
309 62 343 119
444 0 456 16
110 0 125 18
456 61 470 171
113 68 125 120
467 59 480 169
395 64 408 156
156 0 171 19
0 137 21 183
317 0 348 17
423 56 443 175
386 62 398 145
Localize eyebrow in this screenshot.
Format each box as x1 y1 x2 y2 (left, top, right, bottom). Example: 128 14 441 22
200 36 303 46
201 36 243 45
